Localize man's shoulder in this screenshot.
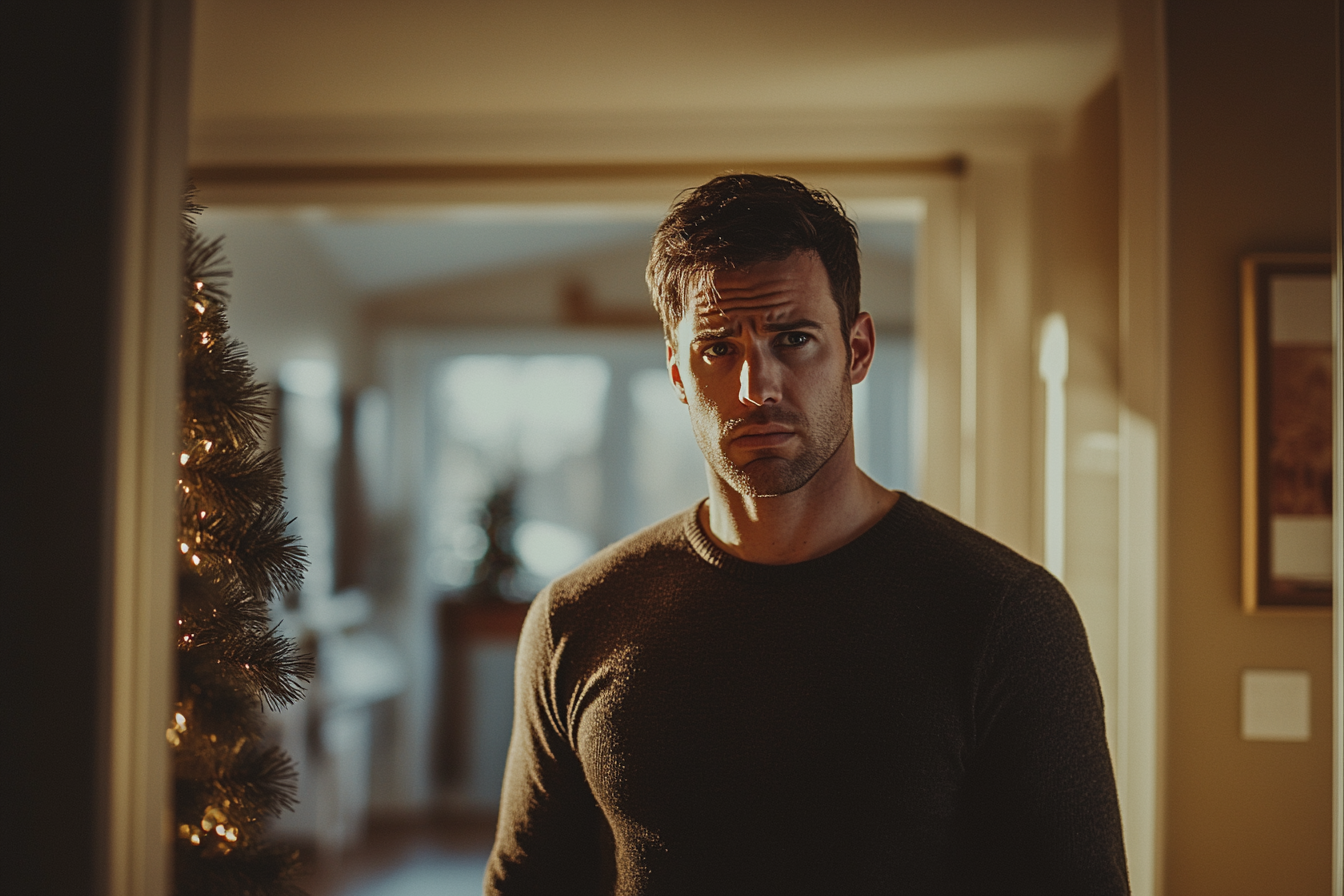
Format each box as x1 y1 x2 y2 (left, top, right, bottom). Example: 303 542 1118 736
539 505 701 611
882 495 1063 601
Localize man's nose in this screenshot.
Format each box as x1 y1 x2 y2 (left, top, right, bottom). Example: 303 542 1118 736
737 344 782 407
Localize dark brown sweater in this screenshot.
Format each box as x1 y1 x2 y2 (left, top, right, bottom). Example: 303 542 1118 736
485 495 1129 895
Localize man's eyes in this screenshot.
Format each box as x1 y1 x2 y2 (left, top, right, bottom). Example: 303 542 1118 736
698 332 812 359
702 342 734 358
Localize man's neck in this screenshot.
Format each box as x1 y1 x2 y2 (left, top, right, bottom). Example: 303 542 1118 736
700 448 899 565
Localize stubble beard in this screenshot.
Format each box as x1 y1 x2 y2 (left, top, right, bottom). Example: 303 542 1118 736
689 381 853 499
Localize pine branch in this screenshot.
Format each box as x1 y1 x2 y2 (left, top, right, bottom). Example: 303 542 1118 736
228 505 308 601
193 625 314 711
186 504 306 604
174 843 307 896
178 575 274 640
184 230 233 303
182 339 273 450
183 448 290 519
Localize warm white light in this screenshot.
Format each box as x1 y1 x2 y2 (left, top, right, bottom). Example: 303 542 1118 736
1038 313 1069 579
191 554 201 566
180 543 189 554
179 453 190 465
194 301 205 313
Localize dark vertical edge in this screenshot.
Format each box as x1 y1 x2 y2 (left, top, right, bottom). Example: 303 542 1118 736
1334 0 1343 887
0 1 133 892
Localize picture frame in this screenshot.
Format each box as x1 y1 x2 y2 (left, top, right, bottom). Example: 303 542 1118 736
1241 252 1334 613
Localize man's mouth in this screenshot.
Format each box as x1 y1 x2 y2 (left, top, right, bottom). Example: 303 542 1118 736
725 411 801 450
731 428 795 450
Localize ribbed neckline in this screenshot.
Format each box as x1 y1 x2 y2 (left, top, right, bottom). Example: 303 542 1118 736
682 492 921 583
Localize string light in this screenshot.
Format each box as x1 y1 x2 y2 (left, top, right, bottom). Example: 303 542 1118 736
179 452 190 465
180 543 189 554
166 709 188 746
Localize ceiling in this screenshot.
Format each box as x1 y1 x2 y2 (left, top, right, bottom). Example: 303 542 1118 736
187 0 1111 357
192 0 1117 120
190 0 1119 164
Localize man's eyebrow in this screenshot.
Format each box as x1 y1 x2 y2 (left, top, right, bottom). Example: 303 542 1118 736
690 325 737 342
762 318 825 333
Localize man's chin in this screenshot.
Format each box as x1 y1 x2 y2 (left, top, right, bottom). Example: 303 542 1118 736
722 456 815 499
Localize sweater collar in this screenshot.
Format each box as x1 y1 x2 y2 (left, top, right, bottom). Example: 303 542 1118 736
682 492 919 582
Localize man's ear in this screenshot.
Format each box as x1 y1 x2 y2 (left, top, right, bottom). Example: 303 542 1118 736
848 311 877 385
666 342 688 404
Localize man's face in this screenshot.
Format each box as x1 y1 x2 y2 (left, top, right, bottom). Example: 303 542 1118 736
667 249 871 499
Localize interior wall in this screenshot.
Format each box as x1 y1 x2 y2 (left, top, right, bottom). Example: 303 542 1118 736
1164 1 1335 893
1035 77 1124 758
196 211 362 388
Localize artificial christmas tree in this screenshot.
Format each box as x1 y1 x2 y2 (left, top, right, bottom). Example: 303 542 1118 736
172 197 313 895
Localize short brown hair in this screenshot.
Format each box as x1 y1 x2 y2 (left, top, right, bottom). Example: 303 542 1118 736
646 174 861 344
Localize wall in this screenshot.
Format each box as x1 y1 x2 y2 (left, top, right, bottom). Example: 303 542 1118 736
196 210 362 389
1164 2 1335 893
1036 78 1124 759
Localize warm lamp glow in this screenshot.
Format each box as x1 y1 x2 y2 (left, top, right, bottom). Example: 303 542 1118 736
1038 313 1069 579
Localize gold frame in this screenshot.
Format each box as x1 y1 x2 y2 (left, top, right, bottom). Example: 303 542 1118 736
1241 252 1335 613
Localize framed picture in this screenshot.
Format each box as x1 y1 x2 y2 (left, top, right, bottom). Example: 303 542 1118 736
1242 252 1334 612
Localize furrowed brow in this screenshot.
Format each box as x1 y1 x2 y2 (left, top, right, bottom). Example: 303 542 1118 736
691 324 737 342
762 318 825 333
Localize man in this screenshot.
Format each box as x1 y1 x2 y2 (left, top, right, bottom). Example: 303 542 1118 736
486 174 1128 895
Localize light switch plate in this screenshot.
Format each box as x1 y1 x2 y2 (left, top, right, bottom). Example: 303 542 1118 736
1241 669 1310 742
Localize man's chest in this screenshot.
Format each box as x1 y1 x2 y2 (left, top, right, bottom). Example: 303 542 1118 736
561 604 976 839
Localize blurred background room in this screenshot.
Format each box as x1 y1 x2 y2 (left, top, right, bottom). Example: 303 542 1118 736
175 1 1336 894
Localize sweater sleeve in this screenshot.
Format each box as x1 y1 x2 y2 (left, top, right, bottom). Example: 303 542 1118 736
955 568 1130 896
484 591 611 895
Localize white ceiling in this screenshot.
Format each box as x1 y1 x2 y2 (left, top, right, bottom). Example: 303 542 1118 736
192 0 1117 121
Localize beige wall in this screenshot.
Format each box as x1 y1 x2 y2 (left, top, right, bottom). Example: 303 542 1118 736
1037 78 1125 759
1164 1 1334 893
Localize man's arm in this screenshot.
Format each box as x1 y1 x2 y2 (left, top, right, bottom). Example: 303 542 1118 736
484 592 609 895
956 568 1130 895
